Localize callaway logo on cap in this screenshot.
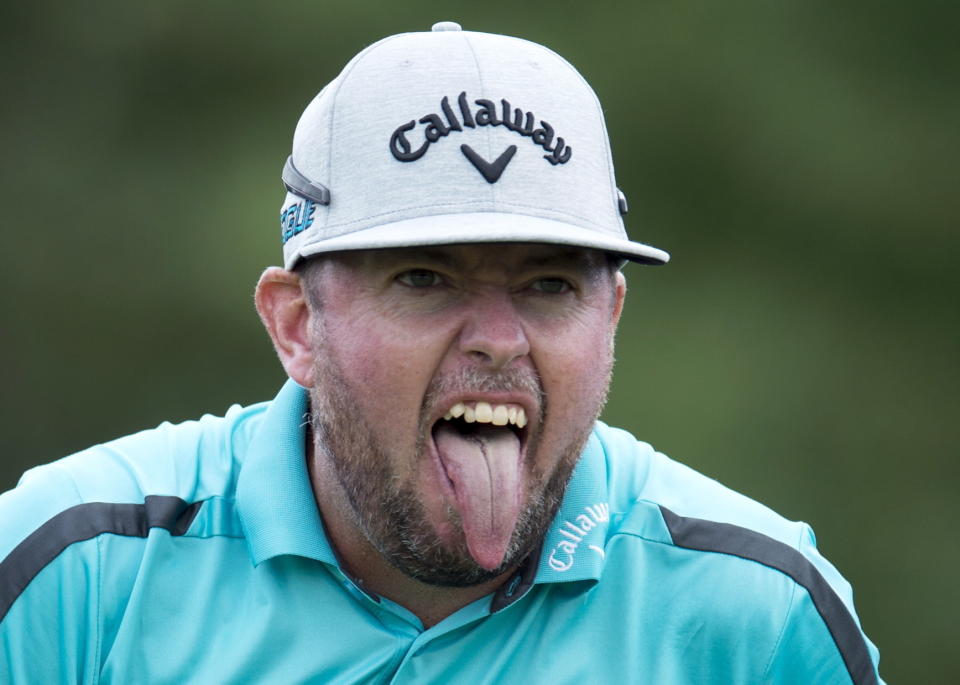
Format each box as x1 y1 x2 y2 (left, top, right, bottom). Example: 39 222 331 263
278 21 669 269
388 90 573 178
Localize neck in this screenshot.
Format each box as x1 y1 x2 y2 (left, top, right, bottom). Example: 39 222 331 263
306 441 517 629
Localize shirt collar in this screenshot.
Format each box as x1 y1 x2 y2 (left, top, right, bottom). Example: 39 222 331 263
236 379 339 566
532 429 611 584
236 379 612 585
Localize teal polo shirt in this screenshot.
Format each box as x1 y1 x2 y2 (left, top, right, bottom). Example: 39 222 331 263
0 380 883 683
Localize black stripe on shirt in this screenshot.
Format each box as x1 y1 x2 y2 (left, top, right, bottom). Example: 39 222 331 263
659 505 878 685
0 495 201 621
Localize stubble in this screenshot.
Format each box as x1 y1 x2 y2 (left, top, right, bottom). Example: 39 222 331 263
307 331 612 587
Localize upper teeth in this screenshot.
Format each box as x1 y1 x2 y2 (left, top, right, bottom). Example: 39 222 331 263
444 401 527 428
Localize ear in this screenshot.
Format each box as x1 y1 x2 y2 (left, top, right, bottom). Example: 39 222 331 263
255 267 316 387
611 271 627 327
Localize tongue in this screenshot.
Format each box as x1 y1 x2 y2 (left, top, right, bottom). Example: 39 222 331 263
433 422 523 570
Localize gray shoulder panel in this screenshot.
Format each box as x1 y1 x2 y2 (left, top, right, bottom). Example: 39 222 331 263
659 506 877 685
0 495 200 621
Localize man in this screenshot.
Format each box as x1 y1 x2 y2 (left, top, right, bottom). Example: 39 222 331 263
0 22 881 683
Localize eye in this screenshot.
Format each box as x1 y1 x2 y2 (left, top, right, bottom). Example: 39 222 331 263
397 269 442 288
531 277 572 294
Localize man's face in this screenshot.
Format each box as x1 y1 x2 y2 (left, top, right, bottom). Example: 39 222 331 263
305 243 622 586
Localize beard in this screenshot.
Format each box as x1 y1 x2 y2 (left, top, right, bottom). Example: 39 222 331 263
308 343 612 588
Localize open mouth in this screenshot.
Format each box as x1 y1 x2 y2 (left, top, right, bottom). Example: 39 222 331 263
433 401 528 445
428 400 531 570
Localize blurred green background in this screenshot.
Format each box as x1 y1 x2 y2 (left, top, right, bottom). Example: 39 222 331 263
2 1 957 680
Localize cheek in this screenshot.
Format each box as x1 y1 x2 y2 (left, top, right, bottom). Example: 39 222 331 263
326 313 450 414
533 319 614 427
544 351 611 408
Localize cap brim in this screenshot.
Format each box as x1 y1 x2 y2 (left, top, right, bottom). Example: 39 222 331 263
289 212 669 269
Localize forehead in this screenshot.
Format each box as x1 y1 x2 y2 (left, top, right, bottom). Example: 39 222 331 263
330 242 612 274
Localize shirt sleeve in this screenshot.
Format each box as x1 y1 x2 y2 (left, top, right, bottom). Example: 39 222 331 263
0 464 101 684
763 523 884 684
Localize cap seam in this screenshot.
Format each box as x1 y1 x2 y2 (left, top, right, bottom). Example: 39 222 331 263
459 31 496 206
325 33 406 192
527 41 621 223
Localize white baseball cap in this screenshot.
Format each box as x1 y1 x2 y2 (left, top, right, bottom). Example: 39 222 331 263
279 21 669 269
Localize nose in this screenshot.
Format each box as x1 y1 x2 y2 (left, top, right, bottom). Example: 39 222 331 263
457 292 530 369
